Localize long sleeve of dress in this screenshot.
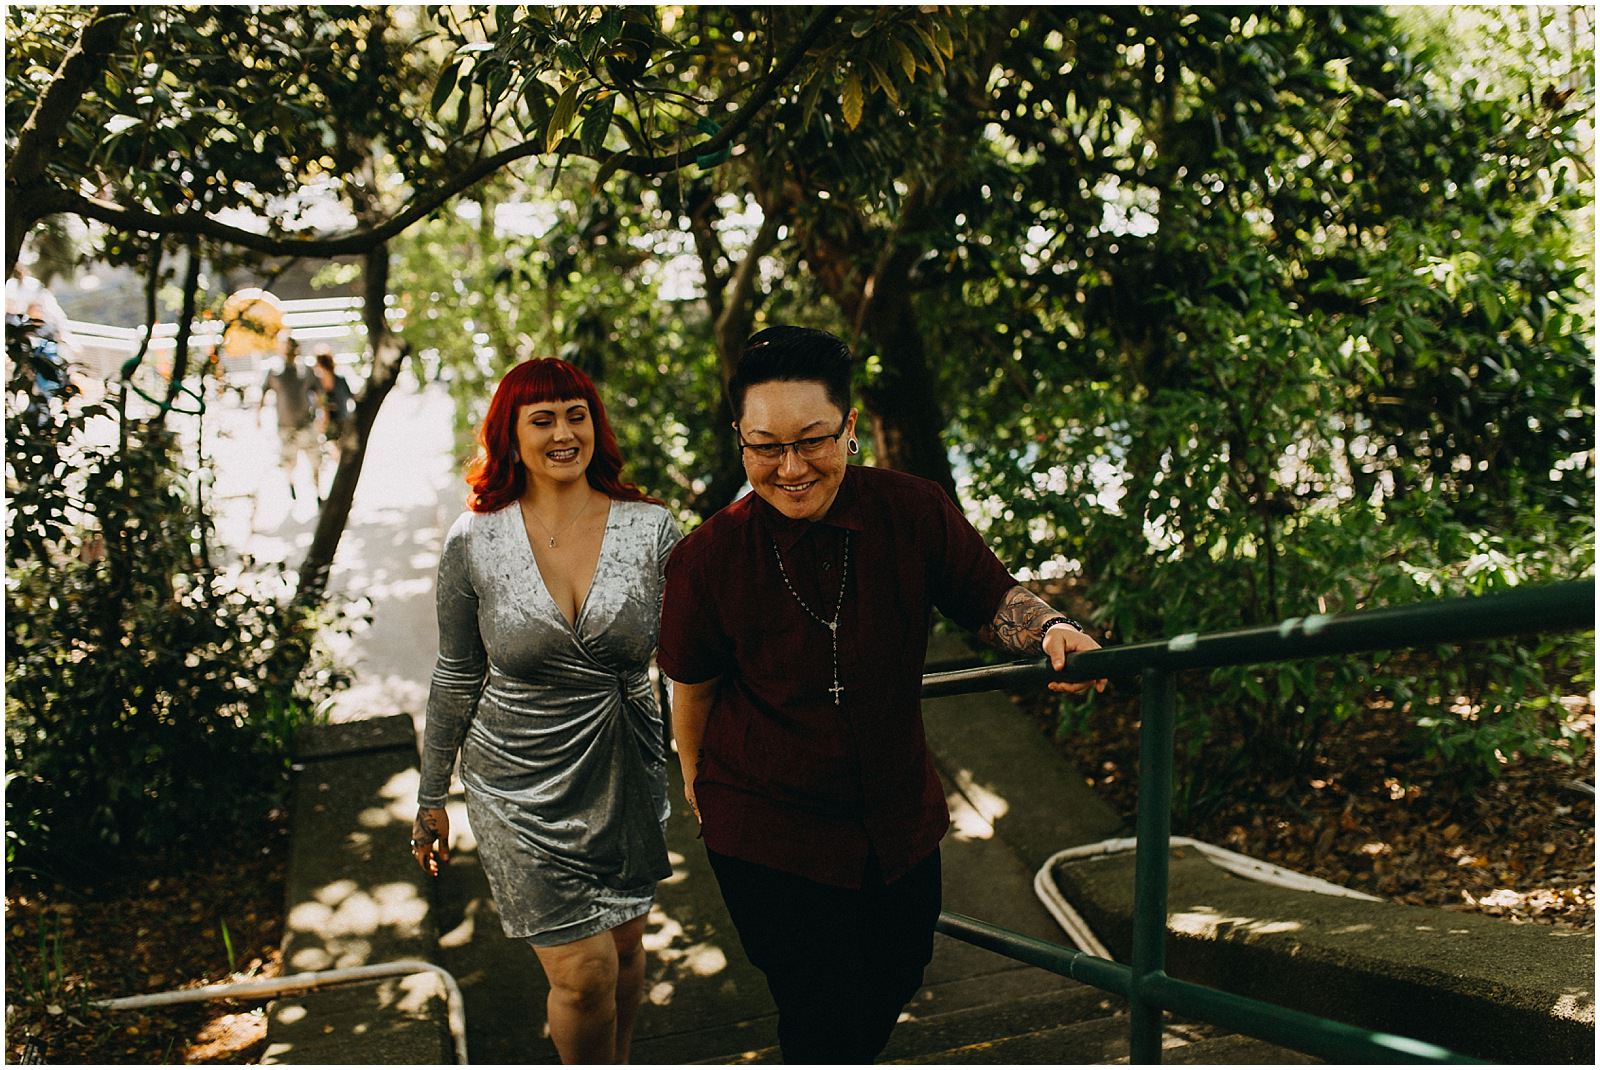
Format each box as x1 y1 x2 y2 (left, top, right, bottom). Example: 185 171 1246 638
655 506 684 624
418 512 487 809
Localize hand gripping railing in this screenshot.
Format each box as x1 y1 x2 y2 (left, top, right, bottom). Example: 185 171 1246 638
921 578 1595 1064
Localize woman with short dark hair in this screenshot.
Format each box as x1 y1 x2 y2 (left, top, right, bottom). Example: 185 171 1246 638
412 358 680 1064
660 325 1106 1064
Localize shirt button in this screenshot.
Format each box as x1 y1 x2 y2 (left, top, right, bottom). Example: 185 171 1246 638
822 560 833 571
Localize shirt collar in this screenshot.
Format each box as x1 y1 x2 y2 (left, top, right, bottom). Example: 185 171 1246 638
760 464 866 552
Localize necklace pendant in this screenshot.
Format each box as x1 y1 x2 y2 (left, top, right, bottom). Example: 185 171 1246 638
548 536 558 548
829 681 844 705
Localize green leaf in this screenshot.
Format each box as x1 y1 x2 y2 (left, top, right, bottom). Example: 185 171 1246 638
580 94 615 156
910 24 946 74
1480 288 1502 327
592 150 627 191
850 17 877 38
546 79 584 153
521 78 553 132
931 20 954 59
800 73 826 131
865 60 899 107
431 60 461 115
842 72 863 130
891 38 918 81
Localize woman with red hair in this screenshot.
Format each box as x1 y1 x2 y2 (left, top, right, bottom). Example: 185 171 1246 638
411 358 680 1064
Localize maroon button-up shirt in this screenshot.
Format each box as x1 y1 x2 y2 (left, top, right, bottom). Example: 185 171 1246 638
658 464 1015 889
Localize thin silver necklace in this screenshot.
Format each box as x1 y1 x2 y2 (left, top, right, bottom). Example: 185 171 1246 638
522 492 591 548
771 532 851 706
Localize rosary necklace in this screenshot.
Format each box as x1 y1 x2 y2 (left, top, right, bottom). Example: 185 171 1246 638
771 532 852 706
522 493 591 548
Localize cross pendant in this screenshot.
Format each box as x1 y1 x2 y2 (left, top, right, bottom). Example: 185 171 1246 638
829 681 844 705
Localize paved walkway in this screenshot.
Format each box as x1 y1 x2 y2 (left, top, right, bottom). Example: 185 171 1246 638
211 376 463 723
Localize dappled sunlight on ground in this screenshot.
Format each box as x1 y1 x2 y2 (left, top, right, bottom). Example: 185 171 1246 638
287 879 430 971
1168 909 1305 940
946 786 996 841
437 903 482 951
639 895 733 1009
659 849 689 885
360 767 421 826
1553 991 1595 1019
945 767 1013 841
952 768 1010 824
445 797 475 850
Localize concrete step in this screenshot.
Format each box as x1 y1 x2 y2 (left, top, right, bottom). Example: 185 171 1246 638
894 1013 1312 1065
1049 846 1595 1063
882 981 1122 1062
681 974 1121 1064
674 967 1109 1065
892 1013 1132 1064
1126 1030 1320 1064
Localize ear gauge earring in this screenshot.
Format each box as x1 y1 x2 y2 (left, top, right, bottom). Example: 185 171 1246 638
848 438 860 456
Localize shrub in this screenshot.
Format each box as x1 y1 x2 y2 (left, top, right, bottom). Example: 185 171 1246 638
4 318 340 878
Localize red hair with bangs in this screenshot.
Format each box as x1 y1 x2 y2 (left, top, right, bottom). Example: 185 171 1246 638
465 358 657 513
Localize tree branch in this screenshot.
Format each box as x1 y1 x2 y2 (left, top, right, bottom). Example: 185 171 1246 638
716 211 781 378
32 9 839 259
7 6 134 273
11 6 133 190
155 236 202 418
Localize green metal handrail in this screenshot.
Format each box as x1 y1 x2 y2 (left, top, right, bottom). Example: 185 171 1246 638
923 578 1594 1064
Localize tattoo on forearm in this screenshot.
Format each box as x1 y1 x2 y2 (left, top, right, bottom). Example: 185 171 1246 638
980 585 1064 656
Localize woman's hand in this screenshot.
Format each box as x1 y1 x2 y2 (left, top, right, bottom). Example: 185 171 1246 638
411 806 450 877
1045 623 1108 695
683 779 701 825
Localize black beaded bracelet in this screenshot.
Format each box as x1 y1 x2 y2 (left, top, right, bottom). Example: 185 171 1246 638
1041 615 1085 637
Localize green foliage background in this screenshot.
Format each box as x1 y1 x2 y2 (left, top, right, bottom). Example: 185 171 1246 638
388 7 1593 811
6 5 1594 847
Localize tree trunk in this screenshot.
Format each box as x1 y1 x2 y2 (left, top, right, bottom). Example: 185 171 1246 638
854 248 958 500
293 242 409 610
686 197 782 519
785 211 958 499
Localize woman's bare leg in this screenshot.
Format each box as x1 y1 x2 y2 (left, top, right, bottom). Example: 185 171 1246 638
533 932 619 1064
610 914 650 1064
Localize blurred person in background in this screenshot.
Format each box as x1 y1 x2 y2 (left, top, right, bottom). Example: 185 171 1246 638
311 344 355 468
257 335 319 502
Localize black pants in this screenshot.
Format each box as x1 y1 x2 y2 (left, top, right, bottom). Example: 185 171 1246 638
707 846 942 1064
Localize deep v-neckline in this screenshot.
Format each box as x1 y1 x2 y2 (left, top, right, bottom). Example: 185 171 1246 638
518 498 616 632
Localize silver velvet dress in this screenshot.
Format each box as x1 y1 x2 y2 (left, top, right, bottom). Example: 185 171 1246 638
418 498 682 944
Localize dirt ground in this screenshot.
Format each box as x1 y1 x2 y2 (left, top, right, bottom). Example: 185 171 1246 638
4 811 290 1064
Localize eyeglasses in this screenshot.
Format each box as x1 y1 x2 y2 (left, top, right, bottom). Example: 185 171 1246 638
737 416 849 463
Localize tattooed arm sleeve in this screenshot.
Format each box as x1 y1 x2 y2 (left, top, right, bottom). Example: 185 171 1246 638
978 583 1074 656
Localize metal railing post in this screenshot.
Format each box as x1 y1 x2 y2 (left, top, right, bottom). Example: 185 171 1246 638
1129 668 1177 1064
